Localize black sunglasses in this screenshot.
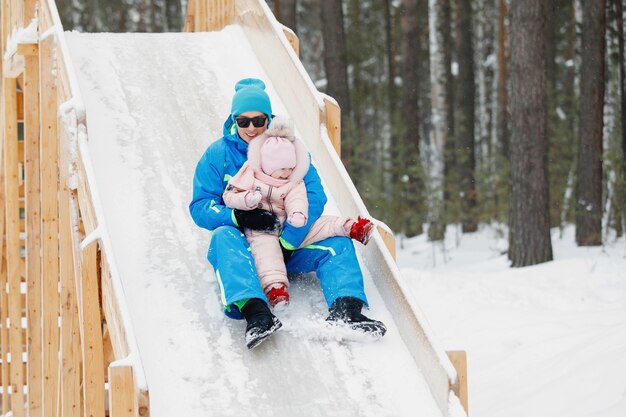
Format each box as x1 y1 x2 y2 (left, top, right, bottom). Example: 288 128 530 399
235 116 268 128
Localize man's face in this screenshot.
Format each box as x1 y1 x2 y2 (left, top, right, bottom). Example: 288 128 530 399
235 111 268 143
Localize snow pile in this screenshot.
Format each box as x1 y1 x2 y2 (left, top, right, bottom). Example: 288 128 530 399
399 225 626 417
3 18 38 60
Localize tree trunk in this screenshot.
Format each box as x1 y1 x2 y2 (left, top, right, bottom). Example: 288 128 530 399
576 0 606 246
496 0 509 159
613 0 626 236
401 0 424 236
442 0 457 226
427 0 449 241
508 0 553 266
456 0 477 233
279 0 297 34
321 0 352 171
165 0 182 31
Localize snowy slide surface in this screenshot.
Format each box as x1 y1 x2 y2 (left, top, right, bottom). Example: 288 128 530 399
66 29 447 417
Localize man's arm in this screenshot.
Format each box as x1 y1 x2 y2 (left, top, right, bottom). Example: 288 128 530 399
189 146 238 231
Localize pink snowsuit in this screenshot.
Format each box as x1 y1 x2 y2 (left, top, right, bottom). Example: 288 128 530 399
223 119 353 291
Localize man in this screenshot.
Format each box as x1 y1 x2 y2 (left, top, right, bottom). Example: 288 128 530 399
189 78 386 349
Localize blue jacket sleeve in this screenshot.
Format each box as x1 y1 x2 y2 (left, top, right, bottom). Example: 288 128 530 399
189 145 238 231
280 160 327 249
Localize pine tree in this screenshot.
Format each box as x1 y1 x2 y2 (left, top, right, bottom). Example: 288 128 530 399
508 0 553 266
576 0 606 246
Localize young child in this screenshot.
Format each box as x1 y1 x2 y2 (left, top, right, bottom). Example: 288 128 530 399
223 116 374 307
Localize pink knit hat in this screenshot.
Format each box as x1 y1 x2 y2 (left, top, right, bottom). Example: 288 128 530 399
260 136 297 176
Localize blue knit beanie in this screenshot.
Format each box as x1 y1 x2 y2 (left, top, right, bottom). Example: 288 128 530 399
230 78 272 118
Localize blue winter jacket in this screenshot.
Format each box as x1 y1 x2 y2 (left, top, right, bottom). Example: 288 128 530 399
189 117 328 248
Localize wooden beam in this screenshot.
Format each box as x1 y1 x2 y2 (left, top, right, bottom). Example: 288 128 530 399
108 365 136 417
100 253 129 360
0 235 9 416
59 115 81 417
4 74 25 417
40 35 60 417
447 351 469 415
80 241 106 417
17 43 38 57
24 0 37 25
23 49 42 417
76 155 97 234
184 0 196 32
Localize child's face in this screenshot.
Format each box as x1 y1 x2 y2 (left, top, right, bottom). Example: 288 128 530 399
271 168 294 179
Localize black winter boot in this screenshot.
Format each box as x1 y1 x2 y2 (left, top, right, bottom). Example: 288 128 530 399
241 298 282 349
326 297 387 337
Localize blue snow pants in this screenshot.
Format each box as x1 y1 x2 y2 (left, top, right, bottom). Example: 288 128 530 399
207 226 368 319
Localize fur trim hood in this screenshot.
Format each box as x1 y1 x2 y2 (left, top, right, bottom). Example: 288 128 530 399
247 115 310 183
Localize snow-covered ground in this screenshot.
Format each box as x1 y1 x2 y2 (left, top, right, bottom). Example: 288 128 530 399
398 225 626 417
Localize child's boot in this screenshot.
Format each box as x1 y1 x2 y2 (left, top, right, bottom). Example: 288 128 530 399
349 216 374 245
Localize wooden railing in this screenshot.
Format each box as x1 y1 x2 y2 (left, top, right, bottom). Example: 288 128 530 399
1 1 149 416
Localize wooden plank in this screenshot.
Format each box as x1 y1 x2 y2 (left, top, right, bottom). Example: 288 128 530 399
17 43 38 57
39 35 60 417
447 351 469 416
80 241 106 417
197 0 207 31
100 253 129 360
184 0 195 32
0 248 9 416
23 50 42 417
59 113 81 417
38 0 54 34
108 365 136 417
4 75 25 417
17 89 23 120
24 0 37 25
76 155 97 234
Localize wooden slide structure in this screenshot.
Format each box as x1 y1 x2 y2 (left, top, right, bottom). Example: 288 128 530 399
0 1 467 416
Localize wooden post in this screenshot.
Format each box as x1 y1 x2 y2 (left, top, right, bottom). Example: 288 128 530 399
4 74 25 417
197 0 207 31
23 44 43 417
376 226 396 260
24 0 37 24
323 96 341 157
108 365 136 417
59 115 81 417
184 0 195 32
80 241 106 417
40 35 60 417
0 194 9 417
447 351 469 415
282 26 300 57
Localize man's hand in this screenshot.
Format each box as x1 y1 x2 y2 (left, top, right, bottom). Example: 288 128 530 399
233 208 280 232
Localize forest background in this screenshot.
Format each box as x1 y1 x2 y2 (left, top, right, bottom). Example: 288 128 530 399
55 0 626 268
